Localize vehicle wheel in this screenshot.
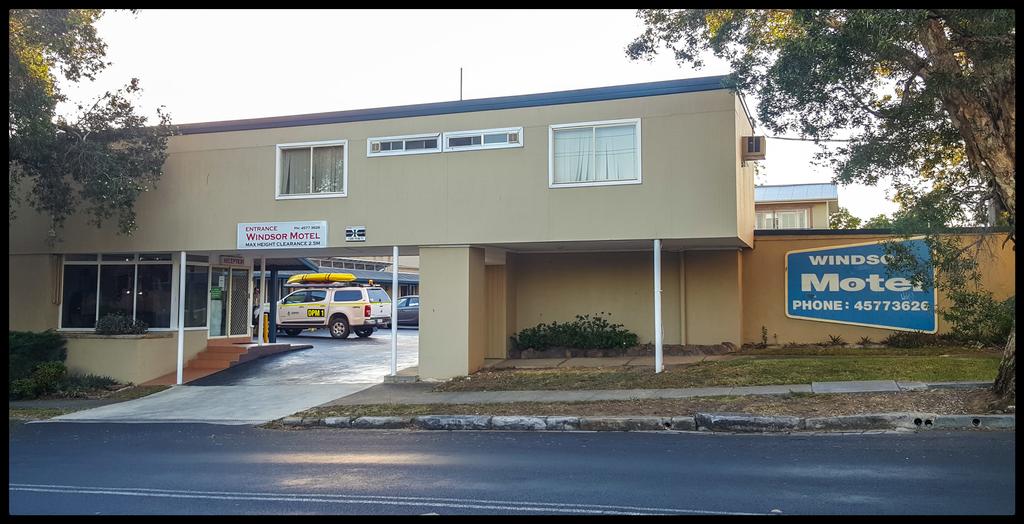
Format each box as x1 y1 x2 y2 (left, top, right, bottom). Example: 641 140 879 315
354 327 373 338
329 316 351 339
284 328 302 337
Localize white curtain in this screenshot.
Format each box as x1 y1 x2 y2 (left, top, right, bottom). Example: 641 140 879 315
312 145 344 193
553 128 593 184
553 124 636 184
594 125 636 182
280 148 311 194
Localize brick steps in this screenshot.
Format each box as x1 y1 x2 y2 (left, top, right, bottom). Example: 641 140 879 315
142 340 314 385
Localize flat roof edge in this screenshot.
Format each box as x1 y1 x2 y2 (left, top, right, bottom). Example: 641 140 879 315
175 76 729 135
755 227 1011 236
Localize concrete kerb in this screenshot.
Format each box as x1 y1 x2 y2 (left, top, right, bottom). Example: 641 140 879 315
279 412 1014 432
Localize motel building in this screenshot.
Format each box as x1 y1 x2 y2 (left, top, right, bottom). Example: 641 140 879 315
8 76 1016 385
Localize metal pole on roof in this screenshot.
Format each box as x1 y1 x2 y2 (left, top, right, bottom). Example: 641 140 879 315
459 68 463 101
654 239 663 373
177 251 186 385
390 245 399 376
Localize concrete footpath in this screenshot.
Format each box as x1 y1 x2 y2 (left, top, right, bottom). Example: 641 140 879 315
320 379 994 406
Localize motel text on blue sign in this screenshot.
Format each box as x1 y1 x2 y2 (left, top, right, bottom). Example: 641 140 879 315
785 238 937 332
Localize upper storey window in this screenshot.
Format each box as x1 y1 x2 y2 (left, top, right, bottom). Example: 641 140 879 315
549 118 641 188
276 140 347 199
367 133 441 157
443 127 523 152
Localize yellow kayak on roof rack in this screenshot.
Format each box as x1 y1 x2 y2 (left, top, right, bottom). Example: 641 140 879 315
286 273 357 285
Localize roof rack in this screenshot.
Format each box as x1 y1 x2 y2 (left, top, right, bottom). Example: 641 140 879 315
283 281 381 288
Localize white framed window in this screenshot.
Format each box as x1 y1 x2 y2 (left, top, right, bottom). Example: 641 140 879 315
275 140 348 200
442 127 523 152
756 209 809 229
59 253 175 330
548 118 641 188
367 133 441 157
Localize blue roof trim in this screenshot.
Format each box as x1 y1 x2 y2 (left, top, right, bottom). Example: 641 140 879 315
176 76 729 135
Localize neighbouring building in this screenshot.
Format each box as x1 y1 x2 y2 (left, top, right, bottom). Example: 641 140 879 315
8 75 1015 384
755 183 839 230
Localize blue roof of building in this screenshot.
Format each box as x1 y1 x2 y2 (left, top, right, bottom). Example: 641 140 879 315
176 76 731 135
755 183 838 203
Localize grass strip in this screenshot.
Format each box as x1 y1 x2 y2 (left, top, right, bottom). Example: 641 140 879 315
436 357 999 392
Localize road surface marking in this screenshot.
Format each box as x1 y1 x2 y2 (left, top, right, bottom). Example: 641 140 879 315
10 483 763 515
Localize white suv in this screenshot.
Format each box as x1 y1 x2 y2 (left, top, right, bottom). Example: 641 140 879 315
264 285 392 338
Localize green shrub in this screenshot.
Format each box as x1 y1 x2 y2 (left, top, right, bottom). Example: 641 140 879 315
30 361 68 396
511 313 639 350
9 378 40 400
63 373 120 392
943 293 1015 346
883 331 942 348
95 313 148 335
9 330 67 383
826 334 846 346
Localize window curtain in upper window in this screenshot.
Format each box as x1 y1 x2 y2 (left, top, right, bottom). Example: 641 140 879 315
594 125 636 182
312 146 344 193
280 148 311 195
553 128 593 184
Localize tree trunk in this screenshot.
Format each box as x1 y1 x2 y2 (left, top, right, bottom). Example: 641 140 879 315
993 323 1015 399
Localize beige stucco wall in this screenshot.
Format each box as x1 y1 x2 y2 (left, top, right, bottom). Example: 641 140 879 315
485 265 509 359
418 246 486 379
9 254 60 332
735 97 756 246
63 330 207 385
742 233 1016 344
10 89 752 256
512 251 683 345
684 250 743 345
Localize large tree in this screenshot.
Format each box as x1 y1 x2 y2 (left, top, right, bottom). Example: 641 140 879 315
9 9 173 241
628 9 1014 399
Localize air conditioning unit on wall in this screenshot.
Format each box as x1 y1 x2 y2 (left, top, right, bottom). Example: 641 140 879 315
742 136 766 162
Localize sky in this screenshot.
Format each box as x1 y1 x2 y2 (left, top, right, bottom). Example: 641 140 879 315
58 9 896 220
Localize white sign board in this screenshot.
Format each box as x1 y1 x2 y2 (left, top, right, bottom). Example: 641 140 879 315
345 226 366 242
237 221 328 250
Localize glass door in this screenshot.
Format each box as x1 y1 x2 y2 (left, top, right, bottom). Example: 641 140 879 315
210 267 230 337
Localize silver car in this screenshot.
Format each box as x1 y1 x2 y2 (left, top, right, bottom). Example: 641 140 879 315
396 295 419 326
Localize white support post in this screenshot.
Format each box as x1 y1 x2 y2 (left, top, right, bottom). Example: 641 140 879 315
390 245 399 376
654 239 663 373
177 251 186 385
258 257 266 346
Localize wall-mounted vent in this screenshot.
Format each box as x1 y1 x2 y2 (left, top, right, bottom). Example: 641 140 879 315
742 136 766 161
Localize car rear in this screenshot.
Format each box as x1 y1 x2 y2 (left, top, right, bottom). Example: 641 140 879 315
364 287 392 327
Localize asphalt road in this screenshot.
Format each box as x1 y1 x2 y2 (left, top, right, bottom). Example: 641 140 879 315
8 423 1015 515
191 327 419 386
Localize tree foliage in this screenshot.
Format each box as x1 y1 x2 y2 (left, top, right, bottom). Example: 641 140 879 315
829 206 863 229
9 9 174 241
863 214 895 229
629 9 1015 399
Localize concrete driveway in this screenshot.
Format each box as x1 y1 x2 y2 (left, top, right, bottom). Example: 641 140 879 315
191 327 420 386
46 328 418 425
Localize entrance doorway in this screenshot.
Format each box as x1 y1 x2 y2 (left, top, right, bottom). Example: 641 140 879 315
209 266 251 338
